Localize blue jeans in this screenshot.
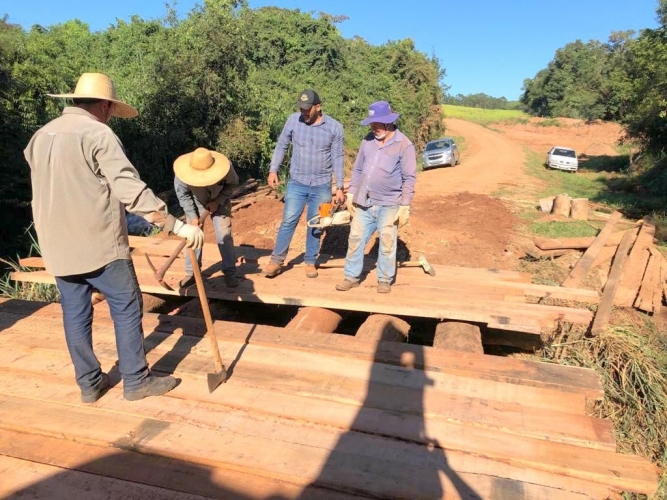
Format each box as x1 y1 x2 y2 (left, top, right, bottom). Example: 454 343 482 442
271 179 332 265
55 259 149 391
185 204 236 275
343 204 399 283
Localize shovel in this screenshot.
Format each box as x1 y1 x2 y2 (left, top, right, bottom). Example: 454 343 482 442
187 247 227 392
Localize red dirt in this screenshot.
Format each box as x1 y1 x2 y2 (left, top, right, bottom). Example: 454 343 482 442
204 116 622 270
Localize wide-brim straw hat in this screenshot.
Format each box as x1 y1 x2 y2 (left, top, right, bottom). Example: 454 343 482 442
48 72 138 119
174 147 231 187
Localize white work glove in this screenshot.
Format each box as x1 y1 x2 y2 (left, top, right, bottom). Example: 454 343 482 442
173 219 205 249
394 205 410 227
345 193 356 216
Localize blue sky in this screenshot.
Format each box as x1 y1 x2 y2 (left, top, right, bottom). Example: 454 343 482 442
3 0 660 100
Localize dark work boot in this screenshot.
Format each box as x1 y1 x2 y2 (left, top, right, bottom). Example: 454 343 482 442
224 273 239 288
123 374 179 401
81 373 110 403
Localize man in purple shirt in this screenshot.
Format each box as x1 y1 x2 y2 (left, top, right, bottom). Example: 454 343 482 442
336 101 416 294
264 89 345 279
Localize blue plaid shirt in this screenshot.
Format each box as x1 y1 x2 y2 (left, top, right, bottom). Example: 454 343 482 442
269 112 344 189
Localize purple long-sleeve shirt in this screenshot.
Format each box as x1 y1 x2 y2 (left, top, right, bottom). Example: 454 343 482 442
269 112 344 189
348 129 416 207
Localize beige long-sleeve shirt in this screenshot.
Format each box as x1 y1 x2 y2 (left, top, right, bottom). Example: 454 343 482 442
24 107 176 276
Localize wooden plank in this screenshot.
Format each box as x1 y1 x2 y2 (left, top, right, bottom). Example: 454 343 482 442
0 353 651 497
0 301 604 395
0 344 616 455
0 454 212 500
591 229 638 337
655 252 666 314
562 211 622 287
11 268 594 327
0 307 603 399
534 231 628 251
0 394 630 499
0 429 353 500
634 250 662 312
615 223 656 307
0 319 595 414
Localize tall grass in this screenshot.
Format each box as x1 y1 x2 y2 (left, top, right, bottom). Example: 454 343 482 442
442 104 529 126
0 229 59 302
540 316 667 498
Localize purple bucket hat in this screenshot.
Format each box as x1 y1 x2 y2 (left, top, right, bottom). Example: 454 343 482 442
360 101 400 126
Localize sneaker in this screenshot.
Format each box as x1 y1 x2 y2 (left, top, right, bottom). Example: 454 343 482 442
336 279 360 291
224 273 239 288
377 282 391 294
123 374 179 401
264 261 282 278
81 373 110 403
179 275 195 288
305 264 318 278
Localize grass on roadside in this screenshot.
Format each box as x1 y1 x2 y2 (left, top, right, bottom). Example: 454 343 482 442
442 104 529 126
530 220 599 238
538 315 667 499
0 257 59 302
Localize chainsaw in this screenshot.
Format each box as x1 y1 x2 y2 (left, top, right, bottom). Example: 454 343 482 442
307 200 351 229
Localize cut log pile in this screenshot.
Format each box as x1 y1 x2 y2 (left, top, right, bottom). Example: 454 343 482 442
530 208 667 334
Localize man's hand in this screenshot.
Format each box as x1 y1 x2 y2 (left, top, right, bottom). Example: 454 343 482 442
268 172 279 189
394 205 410 227
189 218 199 227
345 193 356 216
173 220 205 249
207 200 219 214
334 188 345 204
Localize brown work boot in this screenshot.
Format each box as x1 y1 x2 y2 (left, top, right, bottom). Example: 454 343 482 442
264 261 282 278
81 373 110 403
377 282 391 294
305 264 318 278
224 273 239 288
123 374 180 401
336 279 359 291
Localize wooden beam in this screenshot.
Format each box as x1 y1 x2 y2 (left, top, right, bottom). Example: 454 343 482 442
562 211 622 288
591 228 639 337
615 223 656 307
634 250 662 312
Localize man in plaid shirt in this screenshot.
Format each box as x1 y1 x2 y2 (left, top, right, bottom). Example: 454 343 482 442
264 89 345 279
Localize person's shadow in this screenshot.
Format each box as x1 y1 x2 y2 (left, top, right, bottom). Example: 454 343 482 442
298 332 484 499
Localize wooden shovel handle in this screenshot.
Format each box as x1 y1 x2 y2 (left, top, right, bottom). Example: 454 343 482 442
187 246 224 373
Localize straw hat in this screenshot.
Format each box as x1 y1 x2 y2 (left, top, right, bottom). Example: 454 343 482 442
174 148 231 187
48 72 138 118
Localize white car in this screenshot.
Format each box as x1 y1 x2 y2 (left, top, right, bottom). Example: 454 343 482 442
546 146 578 172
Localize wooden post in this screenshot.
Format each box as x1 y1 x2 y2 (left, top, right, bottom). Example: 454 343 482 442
286 307 342 333
551 194 572 217
433 321 483 353
570 199 589 220
355 314 410 342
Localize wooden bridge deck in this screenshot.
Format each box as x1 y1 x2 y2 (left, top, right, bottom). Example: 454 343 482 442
12 236 600 337
0 298 659 499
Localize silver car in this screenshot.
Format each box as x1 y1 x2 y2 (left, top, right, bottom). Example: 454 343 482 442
421 137 460 169
546 146 578 172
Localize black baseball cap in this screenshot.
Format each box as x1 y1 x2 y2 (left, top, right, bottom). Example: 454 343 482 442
296 89 321 109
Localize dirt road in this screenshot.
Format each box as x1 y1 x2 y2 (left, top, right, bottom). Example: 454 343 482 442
415 118 539 199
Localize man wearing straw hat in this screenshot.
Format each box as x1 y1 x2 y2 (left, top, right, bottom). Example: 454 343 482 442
174 147 240 288
24 72 204 402
336 101 416 294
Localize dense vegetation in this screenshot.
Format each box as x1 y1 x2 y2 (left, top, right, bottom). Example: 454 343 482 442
0 1 444 262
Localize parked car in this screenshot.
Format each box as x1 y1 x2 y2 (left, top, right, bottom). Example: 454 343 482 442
546 146 578 172
421 137 460 169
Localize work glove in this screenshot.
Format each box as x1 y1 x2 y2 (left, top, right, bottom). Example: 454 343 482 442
345 193 356 216
173 219 205 249
394 205 410 228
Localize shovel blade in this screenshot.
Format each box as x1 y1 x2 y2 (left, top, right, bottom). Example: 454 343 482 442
207 367 228 393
